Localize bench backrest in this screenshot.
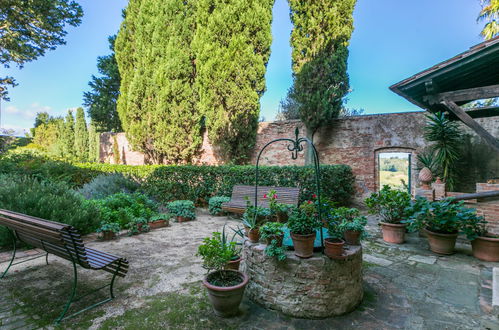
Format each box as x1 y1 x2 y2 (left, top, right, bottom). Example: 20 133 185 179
230 185 300 207
0 209 89 267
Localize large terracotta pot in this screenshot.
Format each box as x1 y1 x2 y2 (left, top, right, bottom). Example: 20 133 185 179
290 232 316 258
324 238 345 257
344 230 361 245
424 228 458 255
471 236 499 262
380 222 406 244
225 257 242 271
203 270 248 317
248 228 260 243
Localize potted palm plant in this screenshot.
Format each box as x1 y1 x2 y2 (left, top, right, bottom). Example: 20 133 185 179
197 232 248 317
288 201 321 258
260 222 286 261
461 213 499 261
407 198 481 255
365 185 412 244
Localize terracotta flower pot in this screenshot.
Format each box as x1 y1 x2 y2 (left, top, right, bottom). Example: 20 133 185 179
424 228 458 255
102 230 116 240
149 219 169 229
243 225 250 237
471 236 499 262
324 238 345 257
344 230 361 245
276 212 288 223
203 270 248 317
290 232 316 258
380 222 406 244
176 216 192 223
225 257 242 271
265 234 284 247
248 228 260 243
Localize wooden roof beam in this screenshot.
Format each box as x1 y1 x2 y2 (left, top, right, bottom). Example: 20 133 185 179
425 84 499 105
441 100 499 152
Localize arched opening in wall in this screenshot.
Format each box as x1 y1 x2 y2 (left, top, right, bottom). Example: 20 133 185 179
377 152 412 193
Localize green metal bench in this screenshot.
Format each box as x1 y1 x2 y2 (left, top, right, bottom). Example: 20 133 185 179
0 209 129 323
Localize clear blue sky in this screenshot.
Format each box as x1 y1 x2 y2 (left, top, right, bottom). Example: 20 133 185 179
2 0 485 135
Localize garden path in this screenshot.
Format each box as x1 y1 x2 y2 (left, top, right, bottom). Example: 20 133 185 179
0 210 498 329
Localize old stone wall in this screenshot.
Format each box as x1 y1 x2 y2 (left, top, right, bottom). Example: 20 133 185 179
98 112 499 198
242 240 363 318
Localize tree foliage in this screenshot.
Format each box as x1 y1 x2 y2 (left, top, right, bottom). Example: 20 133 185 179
83 35 122 133
478 0 498 40
74 107 89 162
288 0 356 139
0 0 83 99
116 0 202 164
193 0 274 163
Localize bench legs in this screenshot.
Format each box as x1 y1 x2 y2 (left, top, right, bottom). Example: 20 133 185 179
0 228 16 279
55 260 123 324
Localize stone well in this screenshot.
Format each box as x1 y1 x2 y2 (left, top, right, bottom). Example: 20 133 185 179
242 240 363 318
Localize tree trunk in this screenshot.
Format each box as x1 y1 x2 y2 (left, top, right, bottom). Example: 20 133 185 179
305 127 315 165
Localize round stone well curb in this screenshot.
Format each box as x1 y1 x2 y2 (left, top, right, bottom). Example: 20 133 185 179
242 240 363 319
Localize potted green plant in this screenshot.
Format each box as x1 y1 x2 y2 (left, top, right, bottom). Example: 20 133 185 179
208 196 231 216
460 211 499 261
167 200 196 222
407 198 480 255
127 217 150 235
96 222 121 240
324 217 345 257
265 190 290 223
288 201 320 258
242 204 270 243
221 225 242 270
197 232 248 317
260 222 286 261
330 207 367 245
365 185 412 244
149 213 171 229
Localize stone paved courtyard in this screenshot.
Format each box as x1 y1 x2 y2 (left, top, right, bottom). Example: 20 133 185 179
0 209 498 329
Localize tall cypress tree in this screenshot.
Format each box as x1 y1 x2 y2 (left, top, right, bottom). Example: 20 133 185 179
115 0 201 163
88 121 99 162
288 0 356 161
194 0 274 163
61 110 75 160
74 107 89 161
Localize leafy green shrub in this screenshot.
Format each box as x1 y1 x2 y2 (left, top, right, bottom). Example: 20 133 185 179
197 231 238 274
96 222 121 234
208 196 230 215
92 192 158 227
167 200 196 220
78 173 140 200
365 185 412 224
260 222 287 261
0 174 101 247
288 202 321 235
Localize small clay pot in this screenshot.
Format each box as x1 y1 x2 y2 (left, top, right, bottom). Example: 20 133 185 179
380 222 406 244
248 228 260 243
324 238 345 257
424 228 458 255
290 232 316 258
276 212 288 223
243 226 250 237
471 236 499 262
177 216 192 223
225 257 242 271
203 270 248 317
265 234 284 247
344 230 361 245
102 230 116 240
149 219 169 229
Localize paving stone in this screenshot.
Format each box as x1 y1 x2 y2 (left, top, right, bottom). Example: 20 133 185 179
493 267 499 308
363 254 393 267
407 254 437 265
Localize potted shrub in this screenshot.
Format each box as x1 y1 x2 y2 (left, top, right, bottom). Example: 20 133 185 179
167 200 196 222
330 207 367 245
265 190 290 223
461 212 499 261
96 222 120 240
365 185 411 244
288 201 321 258
324 216 345 257
260 222 286 261
148 213 171 229
127 217 150 236
208 196 231 216
222 225 242 270
242 205 270 243
407 198 480 255
197 232 248 317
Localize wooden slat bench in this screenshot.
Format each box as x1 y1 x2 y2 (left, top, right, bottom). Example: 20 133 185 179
0 209 129 323
221 185 300 214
